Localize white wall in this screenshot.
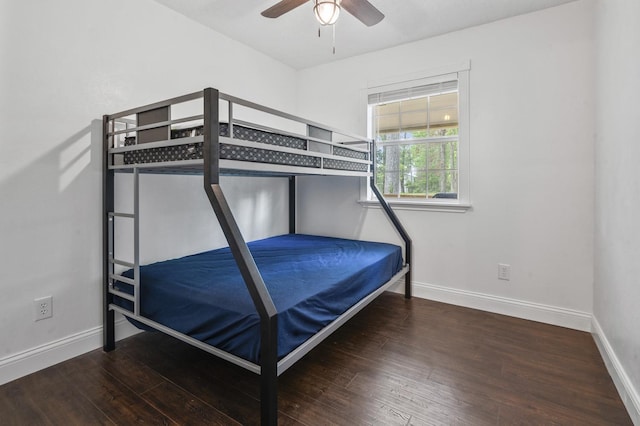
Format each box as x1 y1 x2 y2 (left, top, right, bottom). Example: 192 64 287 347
594 0 640 421
296 1 595 329
0 0 295 383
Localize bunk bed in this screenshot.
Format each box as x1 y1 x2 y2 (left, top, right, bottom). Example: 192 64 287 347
102 88 412 425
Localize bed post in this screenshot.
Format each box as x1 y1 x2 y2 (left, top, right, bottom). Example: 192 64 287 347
289 176 296 234
103 114 116 351
369 143 412 299
202 88 279 425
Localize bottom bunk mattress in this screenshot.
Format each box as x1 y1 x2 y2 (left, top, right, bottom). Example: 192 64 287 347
113 234 403 364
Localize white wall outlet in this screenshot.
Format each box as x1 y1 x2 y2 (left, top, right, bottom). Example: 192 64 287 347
498 263 511 281
34 296 53 321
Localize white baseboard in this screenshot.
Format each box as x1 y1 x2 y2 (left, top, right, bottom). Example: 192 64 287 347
0 319 140 386
592 317 640 426
390 280 593 331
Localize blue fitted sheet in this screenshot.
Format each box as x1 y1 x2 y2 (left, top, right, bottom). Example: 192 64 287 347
114 234 403 364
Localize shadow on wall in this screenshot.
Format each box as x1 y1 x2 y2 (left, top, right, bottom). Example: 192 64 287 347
0 121 97 194
0 119 103 357
59 124 95 192
0 120 102 272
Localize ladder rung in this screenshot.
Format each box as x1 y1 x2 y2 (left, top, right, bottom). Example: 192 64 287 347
111 273 135 286
109 212 135 218
110 257 134 268
108 286 135 302
108 303 134 316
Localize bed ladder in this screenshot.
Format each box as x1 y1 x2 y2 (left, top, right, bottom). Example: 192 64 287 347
103 161 140 351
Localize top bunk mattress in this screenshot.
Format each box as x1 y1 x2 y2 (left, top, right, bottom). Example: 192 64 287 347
119 123 369 173
113 234 403 364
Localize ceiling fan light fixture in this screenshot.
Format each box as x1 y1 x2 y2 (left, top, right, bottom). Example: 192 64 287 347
314 0 341 26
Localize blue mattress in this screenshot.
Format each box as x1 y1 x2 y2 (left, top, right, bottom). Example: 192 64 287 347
113 234 403 364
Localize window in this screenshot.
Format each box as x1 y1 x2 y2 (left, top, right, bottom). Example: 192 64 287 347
367 67 469 207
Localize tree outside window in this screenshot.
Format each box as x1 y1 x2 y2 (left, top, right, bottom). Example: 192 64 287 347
370 87 459 199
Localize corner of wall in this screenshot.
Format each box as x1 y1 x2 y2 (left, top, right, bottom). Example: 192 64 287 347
591 316 640 425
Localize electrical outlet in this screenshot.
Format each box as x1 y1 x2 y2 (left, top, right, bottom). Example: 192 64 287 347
498 263 511 281
34 296 53 321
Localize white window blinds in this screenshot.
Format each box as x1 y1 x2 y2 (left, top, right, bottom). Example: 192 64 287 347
368 80 458 105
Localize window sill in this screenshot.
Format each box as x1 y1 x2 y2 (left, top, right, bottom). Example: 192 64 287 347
358 199 472 213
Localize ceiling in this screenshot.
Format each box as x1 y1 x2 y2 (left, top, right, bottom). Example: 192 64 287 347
152 0 578 70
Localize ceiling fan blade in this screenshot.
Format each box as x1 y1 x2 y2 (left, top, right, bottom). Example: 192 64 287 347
261 0 310 18
341 0 384 26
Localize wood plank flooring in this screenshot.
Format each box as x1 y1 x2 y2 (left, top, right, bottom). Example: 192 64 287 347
1 293 632 425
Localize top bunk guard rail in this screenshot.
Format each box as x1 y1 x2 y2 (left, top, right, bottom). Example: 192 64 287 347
108 114 205 137
218 92 370 144
103 88 412 425
229 118 370 154
104 88 372 178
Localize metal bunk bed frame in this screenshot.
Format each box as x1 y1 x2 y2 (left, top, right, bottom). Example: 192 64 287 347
102 87 412 425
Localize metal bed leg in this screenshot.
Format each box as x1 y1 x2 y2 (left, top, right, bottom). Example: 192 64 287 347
103 114 116 351
405 266 412 298
261 315 278 426
369 178 412 299
289 176 296 234
205 183 280 425
104 310 115 351
203 88 280 425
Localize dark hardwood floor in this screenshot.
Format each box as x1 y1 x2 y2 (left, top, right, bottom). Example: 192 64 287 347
1 293 632 425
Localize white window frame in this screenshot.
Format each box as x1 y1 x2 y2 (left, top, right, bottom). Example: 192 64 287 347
360 62 471 212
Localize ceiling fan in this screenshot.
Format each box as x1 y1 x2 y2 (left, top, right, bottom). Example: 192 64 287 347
261 0 385 27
